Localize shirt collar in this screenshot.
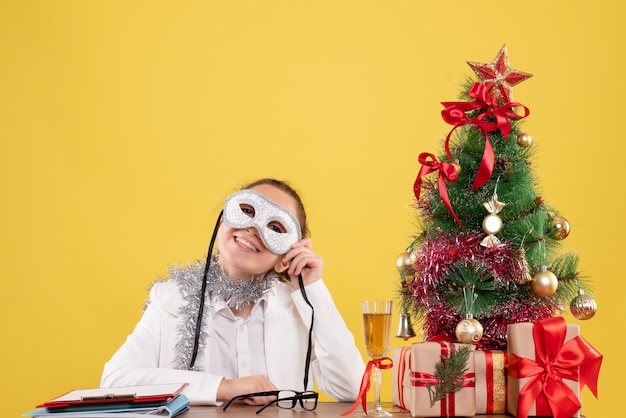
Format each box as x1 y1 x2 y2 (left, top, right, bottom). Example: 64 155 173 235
211 291 269 316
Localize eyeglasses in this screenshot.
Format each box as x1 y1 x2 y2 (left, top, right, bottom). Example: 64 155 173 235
222 390 319 414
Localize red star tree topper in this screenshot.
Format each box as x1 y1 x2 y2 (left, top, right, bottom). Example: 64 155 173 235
467 44 533 102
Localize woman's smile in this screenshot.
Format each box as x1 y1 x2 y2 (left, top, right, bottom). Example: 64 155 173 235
234 234 260 252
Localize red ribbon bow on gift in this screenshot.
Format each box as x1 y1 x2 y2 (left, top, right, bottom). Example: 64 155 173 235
341 357 393 416
508 317 603 418
441 82 530 190
413 152 464 228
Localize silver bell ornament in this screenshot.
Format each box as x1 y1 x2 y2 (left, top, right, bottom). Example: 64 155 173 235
395 309 417 340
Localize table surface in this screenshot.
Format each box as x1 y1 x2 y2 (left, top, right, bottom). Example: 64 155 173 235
180 401 511 417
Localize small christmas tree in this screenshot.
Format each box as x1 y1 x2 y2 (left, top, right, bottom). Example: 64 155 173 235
397 45 597 350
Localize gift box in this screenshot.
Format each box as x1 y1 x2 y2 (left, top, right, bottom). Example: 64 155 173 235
407 342 476 417
391 346 412 410
474 350 507 414
507 317 602 418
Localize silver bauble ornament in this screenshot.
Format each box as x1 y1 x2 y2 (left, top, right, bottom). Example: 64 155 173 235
570 290 597 320
455 317 484 344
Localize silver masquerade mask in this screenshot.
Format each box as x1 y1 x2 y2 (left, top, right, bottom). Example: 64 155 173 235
223 189 302 255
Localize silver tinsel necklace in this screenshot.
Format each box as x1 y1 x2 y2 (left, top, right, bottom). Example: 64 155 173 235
208 258 278 310
165 256 278 371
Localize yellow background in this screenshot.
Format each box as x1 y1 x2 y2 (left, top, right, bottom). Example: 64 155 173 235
1 1 624 417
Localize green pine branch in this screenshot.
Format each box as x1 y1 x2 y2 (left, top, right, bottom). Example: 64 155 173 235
426 344 472 411
440 263 497 316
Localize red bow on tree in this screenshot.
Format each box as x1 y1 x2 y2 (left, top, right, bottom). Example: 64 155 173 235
413 152 464 228
441 82 530 190
508 317 603 418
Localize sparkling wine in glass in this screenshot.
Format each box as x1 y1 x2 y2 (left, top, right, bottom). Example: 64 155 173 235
362 300 393 417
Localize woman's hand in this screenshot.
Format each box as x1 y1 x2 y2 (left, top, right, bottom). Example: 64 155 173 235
217 375 278 405
283 238 323 286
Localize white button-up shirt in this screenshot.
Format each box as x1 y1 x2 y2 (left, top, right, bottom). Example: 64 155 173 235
208 295 268 379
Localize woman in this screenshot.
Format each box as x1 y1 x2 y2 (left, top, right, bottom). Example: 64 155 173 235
101 178 365 405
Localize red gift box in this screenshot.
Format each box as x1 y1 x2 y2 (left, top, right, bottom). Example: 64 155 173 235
507 317 602 418
474 350 507 414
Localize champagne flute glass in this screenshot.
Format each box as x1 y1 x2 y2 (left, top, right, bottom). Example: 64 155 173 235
362 300 393 417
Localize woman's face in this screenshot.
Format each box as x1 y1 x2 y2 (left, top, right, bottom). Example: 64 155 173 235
216 183 300 279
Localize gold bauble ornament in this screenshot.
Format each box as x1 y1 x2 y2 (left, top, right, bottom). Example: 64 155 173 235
455 317 484 344
517 132 533 147
531 267 558 297
482 214 503 235
570 290 597 320
548 215 571 240
396 251 417 273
